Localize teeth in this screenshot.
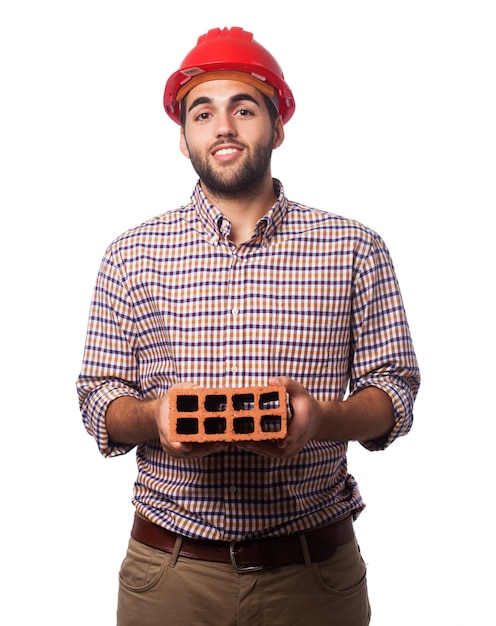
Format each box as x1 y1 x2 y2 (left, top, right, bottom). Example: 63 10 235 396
215 148 238 156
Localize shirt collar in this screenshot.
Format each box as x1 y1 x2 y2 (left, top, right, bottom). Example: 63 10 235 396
191 179 288 247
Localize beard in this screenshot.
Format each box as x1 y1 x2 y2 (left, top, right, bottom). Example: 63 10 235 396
186 136 274 200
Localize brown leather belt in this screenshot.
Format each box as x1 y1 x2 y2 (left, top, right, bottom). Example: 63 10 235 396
131 513 354 572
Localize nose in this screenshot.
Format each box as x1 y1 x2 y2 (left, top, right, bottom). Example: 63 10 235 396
214 110 237 138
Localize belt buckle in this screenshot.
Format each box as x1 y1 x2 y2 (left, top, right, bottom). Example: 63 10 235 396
229 541 264 573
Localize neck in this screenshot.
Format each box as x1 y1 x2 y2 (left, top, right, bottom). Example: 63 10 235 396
201 176 277 245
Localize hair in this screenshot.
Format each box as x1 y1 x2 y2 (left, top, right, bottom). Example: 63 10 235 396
180 92 280 128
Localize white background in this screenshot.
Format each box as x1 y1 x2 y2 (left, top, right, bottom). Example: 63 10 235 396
1 1 494 624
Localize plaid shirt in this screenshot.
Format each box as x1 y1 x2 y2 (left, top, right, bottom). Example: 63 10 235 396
77 180 420 541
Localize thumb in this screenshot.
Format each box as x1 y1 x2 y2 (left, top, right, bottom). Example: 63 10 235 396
270 376 303 397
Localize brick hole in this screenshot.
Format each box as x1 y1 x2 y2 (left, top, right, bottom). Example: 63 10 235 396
233 416 254 434
232 393 255 411
205 394 227 412
261 415 282 433
176 418 199 435
204 417 227 435
259 391 281 410
176 395 199 412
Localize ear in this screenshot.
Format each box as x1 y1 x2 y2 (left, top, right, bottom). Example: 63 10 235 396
272 116 285 150
180 128 191 159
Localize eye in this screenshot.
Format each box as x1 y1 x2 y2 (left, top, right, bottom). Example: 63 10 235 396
194 111 211 122
235 108 253 118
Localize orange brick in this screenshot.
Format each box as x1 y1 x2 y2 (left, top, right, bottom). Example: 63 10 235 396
168 386 288 443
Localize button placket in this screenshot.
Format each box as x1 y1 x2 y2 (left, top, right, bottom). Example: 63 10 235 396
225 252 246 385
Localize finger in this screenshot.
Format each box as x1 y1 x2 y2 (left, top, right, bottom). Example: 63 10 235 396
169 441 193 454
167 441 229 458
169 381 197 390
235 440 292 459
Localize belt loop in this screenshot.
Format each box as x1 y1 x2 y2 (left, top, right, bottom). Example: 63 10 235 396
298 533 312 568
169 535 183 568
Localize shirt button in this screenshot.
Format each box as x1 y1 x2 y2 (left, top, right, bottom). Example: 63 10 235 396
229 486 237 494
231 365 238 374
231 308 239 316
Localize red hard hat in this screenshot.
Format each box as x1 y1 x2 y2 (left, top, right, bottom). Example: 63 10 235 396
163 27 295 125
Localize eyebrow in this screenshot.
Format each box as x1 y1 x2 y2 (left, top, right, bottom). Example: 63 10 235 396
188 93 261 114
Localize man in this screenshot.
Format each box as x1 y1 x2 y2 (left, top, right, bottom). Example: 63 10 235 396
77 26 420 625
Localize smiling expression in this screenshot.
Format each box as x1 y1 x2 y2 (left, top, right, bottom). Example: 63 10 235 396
180 80 284 198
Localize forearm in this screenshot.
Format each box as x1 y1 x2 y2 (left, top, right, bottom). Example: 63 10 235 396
106 395 160 445
318 387 394 443
105 389 229 459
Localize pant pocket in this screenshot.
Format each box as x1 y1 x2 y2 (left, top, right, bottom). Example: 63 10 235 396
312 539 368 596
119 537 171 593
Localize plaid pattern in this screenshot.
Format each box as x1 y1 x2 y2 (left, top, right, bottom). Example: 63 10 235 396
77 180 420 541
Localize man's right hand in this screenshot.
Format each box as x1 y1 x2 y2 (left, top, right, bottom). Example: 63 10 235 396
106 383 229 459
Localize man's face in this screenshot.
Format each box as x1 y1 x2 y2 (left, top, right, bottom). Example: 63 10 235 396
180 79 284 199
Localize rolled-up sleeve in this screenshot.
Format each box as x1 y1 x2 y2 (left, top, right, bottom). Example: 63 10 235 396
77 246 141 457
348 232 420 450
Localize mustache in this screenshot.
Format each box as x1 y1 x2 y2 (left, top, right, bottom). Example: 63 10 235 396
209 139 245 151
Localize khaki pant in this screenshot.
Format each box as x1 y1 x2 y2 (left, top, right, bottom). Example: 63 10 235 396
117 534 371 625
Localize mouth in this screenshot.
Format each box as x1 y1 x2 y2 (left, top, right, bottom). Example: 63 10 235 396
214 147 239 156
211 144 244 160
